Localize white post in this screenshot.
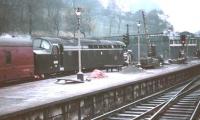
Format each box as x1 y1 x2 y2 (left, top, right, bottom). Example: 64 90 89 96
137 21 141 67
169 38 171 58
78 18 82 73
76 8 84 81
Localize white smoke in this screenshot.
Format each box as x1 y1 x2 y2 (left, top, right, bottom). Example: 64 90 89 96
98 0 159 12
98 0 200 32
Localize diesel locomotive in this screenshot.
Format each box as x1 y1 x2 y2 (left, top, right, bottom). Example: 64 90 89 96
0 35 126 84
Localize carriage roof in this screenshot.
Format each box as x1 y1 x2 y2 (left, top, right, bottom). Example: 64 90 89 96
0 35 32 47
34 37 125 47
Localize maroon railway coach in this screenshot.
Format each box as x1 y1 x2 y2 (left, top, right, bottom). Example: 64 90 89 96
0 35 34 83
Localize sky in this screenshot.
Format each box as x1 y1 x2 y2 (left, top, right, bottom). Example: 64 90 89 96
98 0 200 33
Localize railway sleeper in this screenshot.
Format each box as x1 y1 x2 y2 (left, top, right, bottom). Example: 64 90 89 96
148 101 164 104
179 99 197 103
164 91 182 95
151 99 166 102
116 113 138 117
135 105 155 109
155 97 170 100
184 96 199 98
124 111 145 114
181 98 197 101
160 95 176 99
107 117 132 120
165 109 193 114
162 113 191 117
159 115 189 120
139 103 158 107
171 104 195 109
128 108 148 112
168 107 194 111
178 102 196 105
176 102 196 105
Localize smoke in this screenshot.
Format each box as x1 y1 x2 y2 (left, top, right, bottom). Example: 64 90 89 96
153 0 200 32
98 0 159 12
98 0 200 32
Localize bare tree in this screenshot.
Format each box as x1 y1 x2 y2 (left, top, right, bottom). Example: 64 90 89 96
81 7 95 36
117 14 122 34
53 9 61 36
28 3 33 35
106 0 121 36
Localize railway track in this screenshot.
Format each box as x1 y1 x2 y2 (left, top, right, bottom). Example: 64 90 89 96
92 77 200 120
150 84 200 120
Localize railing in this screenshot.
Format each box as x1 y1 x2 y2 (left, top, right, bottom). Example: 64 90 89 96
1 64 200 120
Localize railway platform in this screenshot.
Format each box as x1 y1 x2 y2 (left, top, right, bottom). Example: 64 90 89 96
0 60 200 120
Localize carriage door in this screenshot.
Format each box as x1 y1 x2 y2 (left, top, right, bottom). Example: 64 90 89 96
52 45 60 72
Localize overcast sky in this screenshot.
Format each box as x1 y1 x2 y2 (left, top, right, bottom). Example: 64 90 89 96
98 0 200 33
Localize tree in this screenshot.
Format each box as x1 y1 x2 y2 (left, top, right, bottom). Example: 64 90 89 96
45 0 63 36
106 0 121 36
0 0 172 38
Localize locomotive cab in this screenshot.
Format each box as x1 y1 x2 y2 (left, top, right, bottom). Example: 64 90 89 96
33 38 63 77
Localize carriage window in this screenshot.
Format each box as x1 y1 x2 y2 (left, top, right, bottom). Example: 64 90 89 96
94 45 98 48
41 40 50 50
99 45 103 48
88 45 93 49
33 39 42 49
4 51 11 64
33 39 50 50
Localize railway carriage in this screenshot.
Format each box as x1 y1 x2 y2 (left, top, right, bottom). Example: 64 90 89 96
0 35 126 83
33 37 125 76
0 35 34 83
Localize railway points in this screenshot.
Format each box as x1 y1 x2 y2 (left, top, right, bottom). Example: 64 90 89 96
94 75 200 120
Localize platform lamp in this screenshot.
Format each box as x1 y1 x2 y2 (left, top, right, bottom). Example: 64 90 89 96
75 7 84 81
137 21 141 67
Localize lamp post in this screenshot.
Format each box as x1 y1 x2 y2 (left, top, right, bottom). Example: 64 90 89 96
168 30 171 58
137 21 141 67
75 7 84 81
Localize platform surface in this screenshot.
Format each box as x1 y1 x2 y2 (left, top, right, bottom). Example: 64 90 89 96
0 60 200 117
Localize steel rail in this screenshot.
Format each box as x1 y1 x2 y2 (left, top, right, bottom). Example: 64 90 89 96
190 97 200 120
150 83 200 120
134 76 200 120
91 77 200 120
